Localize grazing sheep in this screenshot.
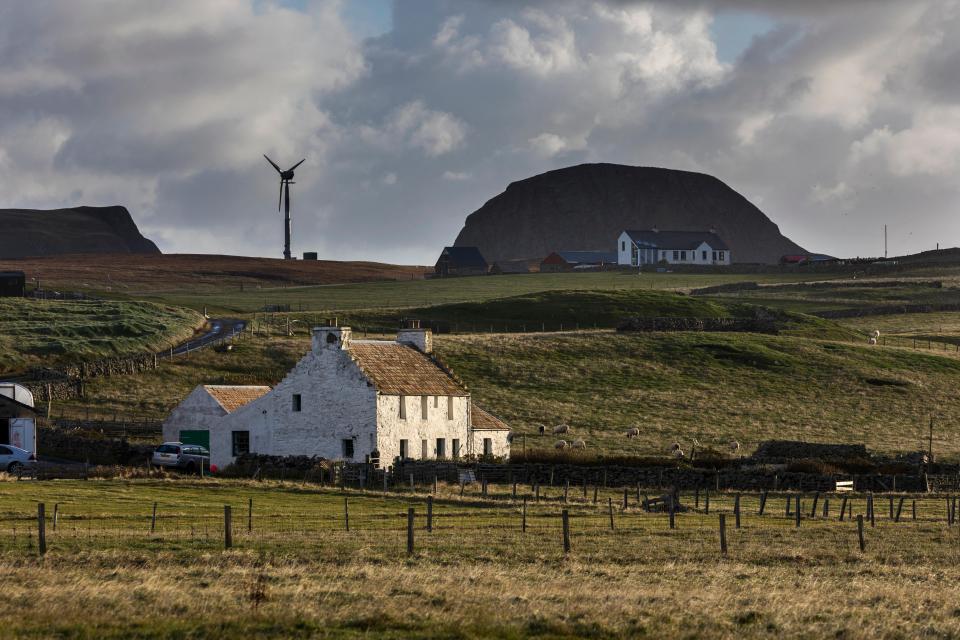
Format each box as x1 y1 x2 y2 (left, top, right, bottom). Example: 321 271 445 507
571 439 586 449
669 442 682 452
873 330 881 339
553 424 570 435
555 440 568 450
672 448 685 459
625 427 640 438
729 440 741 455
868 337 877 345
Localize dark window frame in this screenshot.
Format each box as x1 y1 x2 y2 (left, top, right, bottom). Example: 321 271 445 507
231 431 250 457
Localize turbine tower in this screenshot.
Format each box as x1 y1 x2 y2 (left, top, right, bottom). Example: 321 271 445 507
264 155 305 260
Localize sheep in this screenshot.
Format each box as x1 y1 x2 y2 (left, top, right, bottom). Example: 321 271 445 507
624 427 640 438
868 337 877 345
553 424 570 435
555 440 568 450
729 440 741 456
672 448 685 459
571 439 586 449
874 330 881 339
537 424 546 436
669 442 682 452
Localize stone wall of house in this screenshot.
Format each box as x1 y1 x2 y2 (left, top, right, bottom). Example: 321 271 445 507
161 387 228 461
376 394 472 465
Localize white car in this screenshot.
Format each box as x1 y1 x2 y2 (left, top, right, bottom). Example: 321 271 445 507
0 444 37 474
151 442 210 473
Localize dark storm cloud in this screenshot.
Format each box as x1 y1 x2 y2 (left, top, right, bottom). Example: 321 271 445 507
1 0 959 261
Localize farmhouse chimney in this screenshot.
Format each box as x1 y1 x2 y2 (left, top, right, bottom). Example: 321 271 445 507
397 319 432 354
312 321 352 352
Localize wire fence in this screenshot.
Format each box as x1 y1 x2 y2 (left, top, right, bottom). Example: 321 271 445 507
8 484 960 558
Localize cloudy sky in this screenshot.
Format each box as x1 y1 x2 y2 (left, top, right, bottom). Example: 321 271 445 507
1 0 958 263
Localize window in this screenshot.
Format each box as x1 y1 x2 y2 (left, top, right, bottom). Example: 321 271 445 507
292 394 302 412
421 439 428 459
433 396 439 408
719 251 725 262
661 251 667 260
399 395 406 419
447 396 454 420
621 240 626 251
680 251 687 261
399 439 409 459
421 395 428 420
712 251 717 261
436 438 446 458
702 250 707 261
342 439 354 459
231 431 250 457
452 439 460 458
483 438 493 457
672 250 678 261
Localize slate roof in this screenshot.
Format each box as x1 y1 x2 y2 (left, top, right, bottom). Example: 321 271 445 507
471 405 510 431
437 246 488 269
623 230 729 251
204 385 272 413
347 341 469 396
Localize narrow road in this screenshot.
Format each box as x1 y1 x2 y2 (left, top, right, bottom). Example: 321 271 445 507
167 318 246 356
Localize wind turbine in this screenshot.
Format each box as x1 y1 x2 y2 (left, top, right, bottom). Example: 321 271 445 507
264 154 305 260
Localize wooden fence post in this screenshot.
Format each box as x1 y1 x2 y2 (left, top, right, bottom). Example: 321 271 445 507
622 487 628 510
535 483 540 503
734 494 741 529
37 503 46 556
427 496 433 532
561 509 571 554
889 496 894 519
895 497 904 523
52 503 59 532
795 495 801 527
669 495 676 530
608 498 614 530
344 497 350 532
410 473 414 492
719 514 727 555
224 505 232 549
839 496 848 522
857 514 865 552
758 491 767 516
593 485 598 504
407 508 415 555
823 497 829 518
912 499 917 521
810 493 820 519
705 491 710 515
564 480 569 503
522 497 527 533
151 502 157 533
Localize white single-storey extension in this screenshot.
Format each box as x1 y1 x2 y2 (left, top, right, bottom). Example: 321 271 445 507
617 229 731 266
162 323 510 470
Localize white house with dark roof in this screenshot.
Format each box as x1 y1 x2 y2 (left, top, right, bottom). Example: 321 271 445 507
163 323 510 470
617 229 731 266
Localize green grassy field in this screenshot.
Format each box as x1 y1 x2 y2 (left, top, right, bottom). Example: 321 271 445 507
128 270 840 314
0 299 204 373
54 325 960 459
1 478 959 638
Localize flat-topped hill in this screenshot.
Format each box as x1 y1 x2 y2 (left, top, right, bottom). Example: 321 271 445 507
453 163 806 264
0 205 159 258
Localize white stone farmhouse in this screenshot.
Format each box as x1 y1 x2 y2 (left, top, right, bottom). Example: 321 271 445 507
617 229 731 266
162 323 510 470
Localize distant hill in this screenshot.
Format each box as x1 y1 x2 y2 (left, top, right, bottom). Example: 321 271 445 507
0 206 160 258
453 163 806 264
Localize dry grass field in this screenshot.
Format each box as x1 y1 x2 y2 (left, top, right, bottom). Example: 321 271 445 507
1 478 959 638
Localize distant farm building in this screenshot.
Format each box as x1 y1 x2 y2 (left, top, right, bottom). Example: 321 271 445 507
540 251 618 272
434 246 489 277
163 321 510 470
617 229 731 266
0 271 25 297
780 254 838 265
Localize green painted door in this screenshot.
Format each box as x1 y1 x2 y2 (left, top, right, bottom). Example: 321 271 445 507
179 430 210 450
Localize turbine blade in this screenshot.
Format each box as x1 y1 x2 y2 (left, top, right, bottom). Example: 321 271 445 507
285 158 306 172
263 154 281 173
278 181 283 212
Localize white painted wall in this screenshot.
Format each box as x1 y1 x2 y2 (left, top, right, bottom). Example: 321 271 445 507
375 394 471 465
470 429 511 458
161 386 227 446
616 232 732 266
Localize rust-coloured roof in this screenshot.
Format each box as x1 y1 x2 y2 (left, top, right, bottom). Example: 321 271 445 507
203 385 271 413
347 341 468 396
472 405 510 431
